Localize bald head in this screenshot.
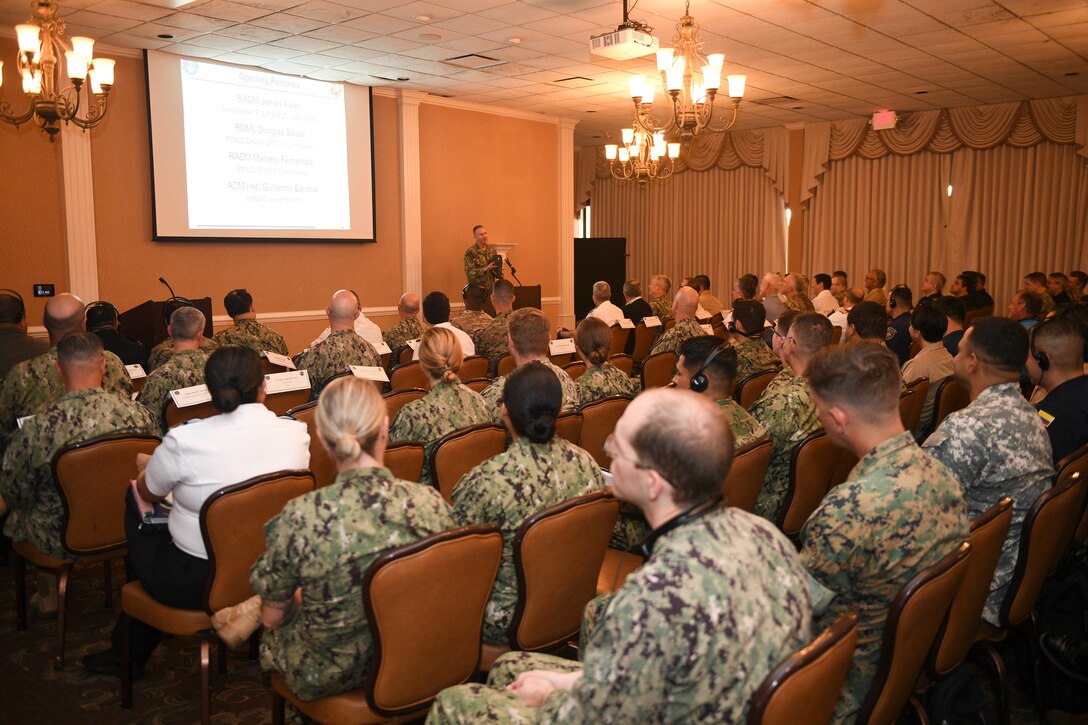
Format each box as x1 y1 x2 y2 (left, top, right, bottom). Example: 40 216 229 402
328 290 360 328
44 293 86 344
673 286 699 319
398 292 420 317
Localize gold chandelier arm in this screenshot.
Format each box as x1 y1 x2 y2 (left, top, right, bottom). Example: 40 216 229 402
0 98 37 126
703 99 741 134
54 83 82 121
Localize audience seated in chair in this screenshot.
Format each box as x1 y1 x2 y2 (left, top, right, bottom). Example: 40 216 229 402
674 334 765 450
572 317 637 408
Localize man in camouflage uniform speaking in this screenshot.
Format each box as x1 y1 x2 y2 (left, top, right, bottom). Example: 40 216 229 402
801 341 969 722
138 306 212 433
426 388 813 724
0 332 157 614
212 288 288 356
464 224 501 292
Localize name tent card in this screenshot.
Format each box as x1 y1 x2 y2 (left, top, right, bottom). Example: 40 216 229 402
263 351 296 370
126 364 147 379
264 370 311 394
169 384 212 408
350 365 389 382
373 341 392 355
549 338 576 355
701 324 715 335
697 312 712 321
643 316 662 328
406 339 421 351
618 318 635 329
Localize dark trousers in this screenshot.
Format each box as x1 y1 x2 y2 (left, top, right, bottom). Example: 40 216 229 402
110 489 209 665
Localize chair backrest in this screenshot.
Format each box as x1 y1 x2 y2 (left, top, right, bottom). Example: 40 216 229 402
261 359 288 376
722 437 773 513
398 345 415 365
389 361 428 391
496 354 516 378
561 360 587 380
287 401 337 489
907 340 922 361
736 370 779 410
831 326 842 345
385 442 426 483
896 389 915 431
856 542 971 725
431 423 508 502
548 352 574 367
780 430 858 538
900 378 929 432
460 355 489 380
631 322 656 364
579 396 631 468
1055 443 1088 543
640 350 677 390
163 398 219 429
53 433 161 555
510 491 620 650
608 326 630 357
263 387 314 417
747 612 860 725
964 306 993 327
461 377 491 393
383 388 428 421
201 470 316 613
664 318 676 331
928 377 970 437
554 411 583 446
926 498 1013 680
362 525 503 717
607 354 634 377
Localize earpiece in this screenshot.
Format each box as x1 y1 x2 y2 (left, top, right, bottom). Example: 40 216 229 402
1029 322 1050 373
690 342 728 393
0 288 26 322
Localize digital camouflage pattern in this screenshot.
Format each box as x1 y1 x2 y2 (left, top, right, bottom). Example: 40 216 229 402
464 243 500 291
473 311 511 378
450 310 493 340
137 348 210 433
383 317 426 356
213 318 288 356
426 507 813 724
716 397 766 450
252 466 455 701
749 368 821 521
0 387 158 558
481 360 577 425
923 382 1052 624
575 363 638 407
148 337 218 370
388 380 493 486
292 329 380 399
734 338 781 382
648 295 672 321
450 436 606 642
802 431 969 722
784 295 815 313
0 348 132 453
650 318 704 356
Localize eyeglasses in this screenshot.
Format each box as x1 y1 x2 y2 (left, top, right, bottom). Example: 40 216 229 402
604 433 653 470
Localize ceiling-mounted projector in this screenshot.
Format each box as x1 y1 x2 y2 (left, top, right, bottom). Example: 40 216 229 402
589 27 659 60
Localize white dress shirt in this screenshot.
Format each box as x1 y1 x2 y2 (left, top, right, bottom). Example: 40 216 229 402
812 289 838 315
311 314 383 349
413 321 476 359
828 307 850 341
587 300 624 326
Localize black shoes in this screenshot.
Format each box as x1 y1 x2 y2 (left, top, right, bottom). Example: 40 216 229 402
81 648 146 680
1039 633 1088 683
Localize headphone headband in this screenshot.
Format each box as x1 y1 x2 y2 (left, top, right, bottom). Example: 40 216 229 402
690 340 729 393
0 288 27 322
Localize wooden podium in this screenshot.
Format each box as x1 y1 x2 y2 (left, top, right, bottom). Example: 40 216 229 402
118 297 214 351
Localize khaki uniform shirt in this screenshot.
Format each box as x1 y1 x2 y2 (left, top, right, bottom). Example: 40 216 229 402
900 341 954 435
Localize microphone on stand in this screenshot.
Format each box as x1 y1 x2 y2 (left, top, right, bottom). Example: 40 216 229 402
506 257 523 285
158 277 177 300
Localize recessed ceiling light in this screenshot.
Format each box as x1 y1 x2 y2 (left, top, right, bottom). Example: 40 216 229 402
157 33 174 39
420 32 441 40
507 37 522 44
1065 71 1079 77
915 90 928 94
415 14 432 22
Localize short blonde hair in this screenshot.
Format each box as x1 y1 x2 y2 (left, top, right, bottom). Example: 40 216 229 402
419 326 462 384
316 376 385 463
509 307 550 358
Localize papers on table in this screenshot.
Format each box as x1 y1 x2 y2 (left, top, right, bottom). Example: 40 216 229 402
263 351 296 370
350 365 390 382
169 384 212 408
126 364 147 379
643 316 662 328
549 338 576 355
264 370 311 394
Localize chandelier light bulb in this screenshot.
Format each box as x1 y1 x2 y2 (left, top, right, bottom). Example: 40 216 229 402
70 36 95 60
656 49 674 72
629 75 645 99
727 74 746 99
92 58 115 86
22 69 42 94
667 142 680 158
707 53 725 68
642 82 655 104
66 50 88 80
16 24 40 54
604 144 618 160
621 127 634 145
618 147 630 163
702 64 721 91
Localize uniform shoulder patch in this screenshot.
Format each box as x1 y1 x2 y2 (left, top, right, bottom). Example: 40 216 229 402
885 327 896 341
1038 409 1055 428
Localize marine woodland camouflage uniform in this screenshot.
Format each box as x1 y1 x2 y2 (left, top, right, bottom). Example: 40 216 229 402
802 432 969 722
481 360 577 425
0 388 157 558
292 329 380 400
0 348 132 452
137 348 210 433
450 310 493 340
649 318 704 356
426 507 813 724
784 294 815 313
148 337 218 371
749 368 821 521
382 317 426 356
252 467 455 701
464 243 499 291
734 338 782 381
472 312 511 378
716 397 766 450
575 363 638 407
213 318 288 356
923 382 1052 624
450 436 606 642
388 380 492 487
648 295 672 322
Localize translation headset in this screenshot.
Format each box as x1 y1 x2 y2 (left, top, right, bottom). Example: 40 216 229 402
689 341 728 393
1029 320 1051 373
727 320 763 340
638 495 724 558
161 296 195 327
0 288 26 321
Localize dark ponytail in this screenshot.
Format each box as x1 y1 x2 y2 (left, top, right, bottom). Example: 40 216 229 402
205 346 263 413
504 362 560 444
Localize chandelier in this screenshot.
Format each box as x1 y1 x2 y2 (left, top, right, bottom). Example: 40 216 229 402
603 121 680 186
628 0 746 141
1 0 116 141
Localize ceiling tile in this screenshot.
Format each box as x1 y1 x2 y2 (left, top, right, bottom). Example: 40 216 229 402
284 0 366 23
353 34 422 52
430 13 509 35
235 0 308 10
214 22 289 40
158 12 236 30
232 42 305 59
187 0 269 22
341 12 415 33
379 1 460 23
269 34 339 51
302 23 373 42
125 21 205 41
260 58 324 73
84 0 175 21
63 10 143 31
247 11 324 31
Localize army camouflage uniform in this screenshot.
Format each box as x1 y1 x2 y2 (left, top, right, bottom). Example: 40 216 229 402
749 368 821 521
464 243 500 291
137 348 210 433
0 388 158 558
0 348 132 453
382 317 426 356
252 466 455 701
734 338 781 381
450 436 606 642
647 295 672 322
293 329 380 399
802 432 969 722
148 337 218 370
481 360 577 425
716 397 766 450
450 310 493 340
473 312 511 378
1040 291 1055 313
427 507 813 724
388 380 493 487
213 318 288 356
784 294 815 313
575 363 638 407
649 317 705 356
834 290 847 306
923 382 1052 624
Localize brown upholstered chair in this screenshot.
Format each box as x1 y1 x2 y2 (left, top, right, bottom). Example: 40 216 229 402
131 376 147 396
562 360 587 380
1055 442 1088 543
735 369 779 410
630 322 657 364
389 361 428 391
722 437 773 513
379 351 390 372
779 430 858 540
579 396 631 468
263 387 314 416
548 352 574 367
607 353 634 377
963 306 994 327
163 397 219 430
747 612 860 725
608 326 630 357
831 327 842 345
270 525 503 724
460 355 489 380
907 339 922 361
922 376 970 440
462 377 491 393
384 442 426 483
855 542 972 725
383 387 428 421
900 378 929 432
121 470 316 724
286 401 335 488
398 345 415 365
596 547 645 596
496 353 516 378
640 350 677 390
13 433 160 670
261 358 288 376
431 423 507 502
479 491 620 671
554 411 583 446
664 318 676 331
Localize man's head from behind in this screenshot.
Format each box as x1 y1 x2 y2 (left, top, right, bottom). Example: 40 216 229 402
422 291 451 325
806 342 903 449
592 281 612 305
169 306 206 342
953 316 1028 389
397 292 420 317
649 275 671 299
910 302 947 343
888 285 912 315
691 275 711 293
0 291 26 329
673 286 699 318
508 307 550 362
731 299 766 336
327 289 360 328
85 301 119 332
462 284 487 311
674 335 737 398
44 293 86 344
785 312 834 370
491 279 515 311
56 330 106 391
735 273 758 300
622 279 641 301
846 301 887 341
223 289 254 319
1023 272 1047 295
1027 318 1085 383
935 295 966 329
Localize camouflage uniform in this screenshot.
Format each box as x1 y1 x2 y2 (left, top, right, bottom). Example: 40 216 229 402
802 432 969 722
450 310 493 340
148 337 218 370
450 436 606 642
649 317 704 356
716 397 766 449
0 388 158 558
575 363 638 407
1040 291 1055 313
784 294 815 313
473 312 511 378
923 382 1052 624
252 466 454 701
464 243 500 291
481 360 577 425
213 318 288 356
383 317 426 355
647 295 672 322
734 338 781 381
749 368 821 521
293 329 380 399
0 348 132 453
427 507 813 724
137 348 210 433
388 380 492 487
